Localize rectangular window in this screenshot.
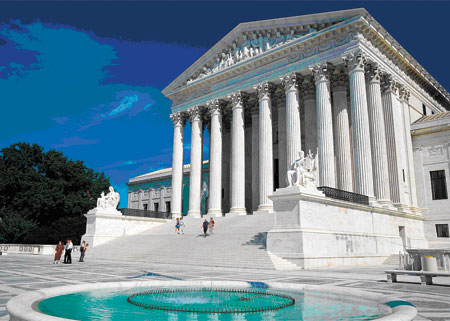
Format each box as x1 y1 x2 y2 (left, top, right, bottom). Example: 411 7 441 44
430 170 448 200
143 204 148 210
154 202 159 212
436 224 449 238
422 104 427 116
166 201 171 213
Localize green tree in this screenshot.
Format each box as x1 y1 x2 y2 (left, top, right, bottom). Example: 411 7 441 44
0 142 110 244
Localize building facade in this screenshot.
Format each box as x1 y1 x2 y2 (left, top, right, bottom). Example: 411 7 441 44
412 112 450 248
161 8 450 219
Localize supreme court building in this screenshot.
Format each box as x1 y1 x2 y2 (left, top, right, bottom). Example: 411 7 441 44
160 8 450 221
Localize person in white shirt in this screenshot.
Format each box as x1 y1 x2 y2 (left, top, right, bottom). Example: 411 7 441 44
179 217 186 234
64 240 73 264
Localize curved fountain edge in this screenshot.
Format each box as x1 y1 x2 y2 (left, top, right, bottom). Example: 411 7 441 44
6 280 417 321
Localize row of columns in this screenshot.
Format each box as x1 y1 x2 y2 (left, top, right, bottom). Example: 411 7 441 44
170 51 418 216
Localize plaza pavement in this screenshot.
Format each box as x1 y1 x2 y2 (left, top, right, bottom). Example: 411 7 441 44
1 254 449 321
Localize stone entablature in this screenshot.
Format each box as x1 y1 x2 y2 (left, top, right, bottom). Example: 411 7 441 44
163 10 449 113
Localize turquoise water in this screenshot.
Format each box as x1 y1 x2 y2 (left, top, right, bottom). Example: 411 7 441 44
39 287 385 320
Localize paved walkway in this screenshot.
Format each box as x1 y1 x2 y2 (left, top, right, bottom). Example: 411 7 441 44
1 254 449 320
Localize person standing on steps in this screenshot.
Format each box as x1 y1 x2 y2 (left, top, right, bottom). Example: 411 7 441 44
175 218 180 234
179 216 186 234
201 219 209 238
209 217 215 235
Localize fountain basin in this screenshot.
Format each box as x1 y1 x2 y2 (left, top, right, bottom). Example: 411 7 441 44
7 280 417 321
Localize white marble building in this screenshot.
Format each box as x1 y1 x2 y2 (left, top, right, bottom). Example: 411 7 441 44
162 9 450 220
412 112 450 249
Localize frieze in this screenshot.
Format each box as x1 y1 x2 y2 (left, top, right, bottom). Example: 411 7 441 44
185 28 318 85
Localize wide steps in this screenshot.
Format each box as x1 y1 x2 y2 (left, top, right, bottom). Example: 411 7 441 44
89 213 276 270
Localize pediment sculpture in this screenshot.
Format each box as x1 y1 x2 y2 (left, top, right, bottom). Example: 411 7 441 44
96 186 120 210
287 150 318 188
186 28 317 85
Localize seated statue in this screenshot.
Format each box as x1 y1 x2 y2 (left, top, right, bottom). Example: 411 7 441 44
96 186 120 210
286 150 318 188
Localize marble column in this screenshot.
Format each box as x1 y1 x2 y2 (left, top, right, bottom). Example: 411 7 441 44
331 68 353 192
187 106 203 217
399 87 419 211
251 104 259 211
311 63 336 188
170 112 186 216
160 187 166 212
366 64 391 205
228 91 247 215
381 75 408 208
206 99 223 216
277 96 287 188
255 82 274 212
281 73 302 176
302 76 317 155
344 52 375 199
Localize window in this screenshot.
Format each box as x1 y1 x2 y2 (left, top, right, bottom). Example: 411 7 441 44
154 202 159 212
422 104 427 116
436 224 449 238
166 201 171 213
143 204 148 210
430 170 448 200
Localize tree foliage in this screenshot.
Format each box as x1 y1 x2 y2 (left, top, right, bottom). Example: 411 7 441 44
0 143 110 244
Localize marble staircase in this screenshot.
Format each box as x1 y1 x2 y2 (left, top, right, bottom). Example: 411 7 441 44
88 213 277 270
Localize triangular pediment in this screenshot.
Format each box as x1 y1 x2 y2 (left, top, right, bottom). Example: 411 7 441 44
162 8 368 97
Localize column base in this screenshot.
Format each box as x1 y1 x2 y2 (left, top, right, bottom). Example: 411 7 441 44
255 204 274 214
228 207 247 216
187 210 202 218
393 203 411 213
207 209 223 217
171 211 182 217
409 206 422 215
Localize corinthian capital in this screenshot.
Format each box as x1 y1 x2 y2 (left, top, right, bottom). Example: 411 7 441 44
280 73 298 92
398 85 411 102
187 105 204 122
206 99 223 115
381 74 399 94
170 112 187 127
228 91 248 108
343 50 366 73
365 62 381 83
310 63 330 83
254 82 273 101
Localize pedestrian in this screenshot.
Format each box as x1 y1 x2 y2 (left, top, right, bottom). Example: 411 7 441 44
79 241 86 262
209 217 215 234
201 219 209 238
53 241 64 264
175 218 180 234
64 240 73 264
179 216 186 234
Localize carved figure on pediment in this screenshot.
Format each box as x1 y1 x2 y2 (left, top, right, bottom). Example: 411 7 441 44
226 51 234 67
232 42 241 62
286 150 318 188
263 33 272 51
275 31 285 46
285 29 295 42
96 186 120 210
212 57 221 73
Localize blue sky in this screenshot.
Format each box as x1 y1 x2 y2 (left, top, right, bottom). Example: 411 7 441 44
1 1 449 207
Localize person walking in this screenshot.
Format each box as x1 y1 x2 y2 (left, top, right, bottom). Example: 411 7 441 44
79 241 87 262
209 217 215 235
179 216 186 234
54 241 64 264
175 218 180 234
64 240 73 264
201 219 209 238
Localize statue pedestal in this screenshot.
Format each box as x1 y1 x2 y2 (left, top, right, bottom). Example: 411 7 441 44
81 208 166 248
267 185 428 269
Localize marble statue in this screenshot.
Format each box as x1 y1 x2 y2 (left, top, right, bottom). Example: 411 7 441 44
287 150 318 187
96 186 120 210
